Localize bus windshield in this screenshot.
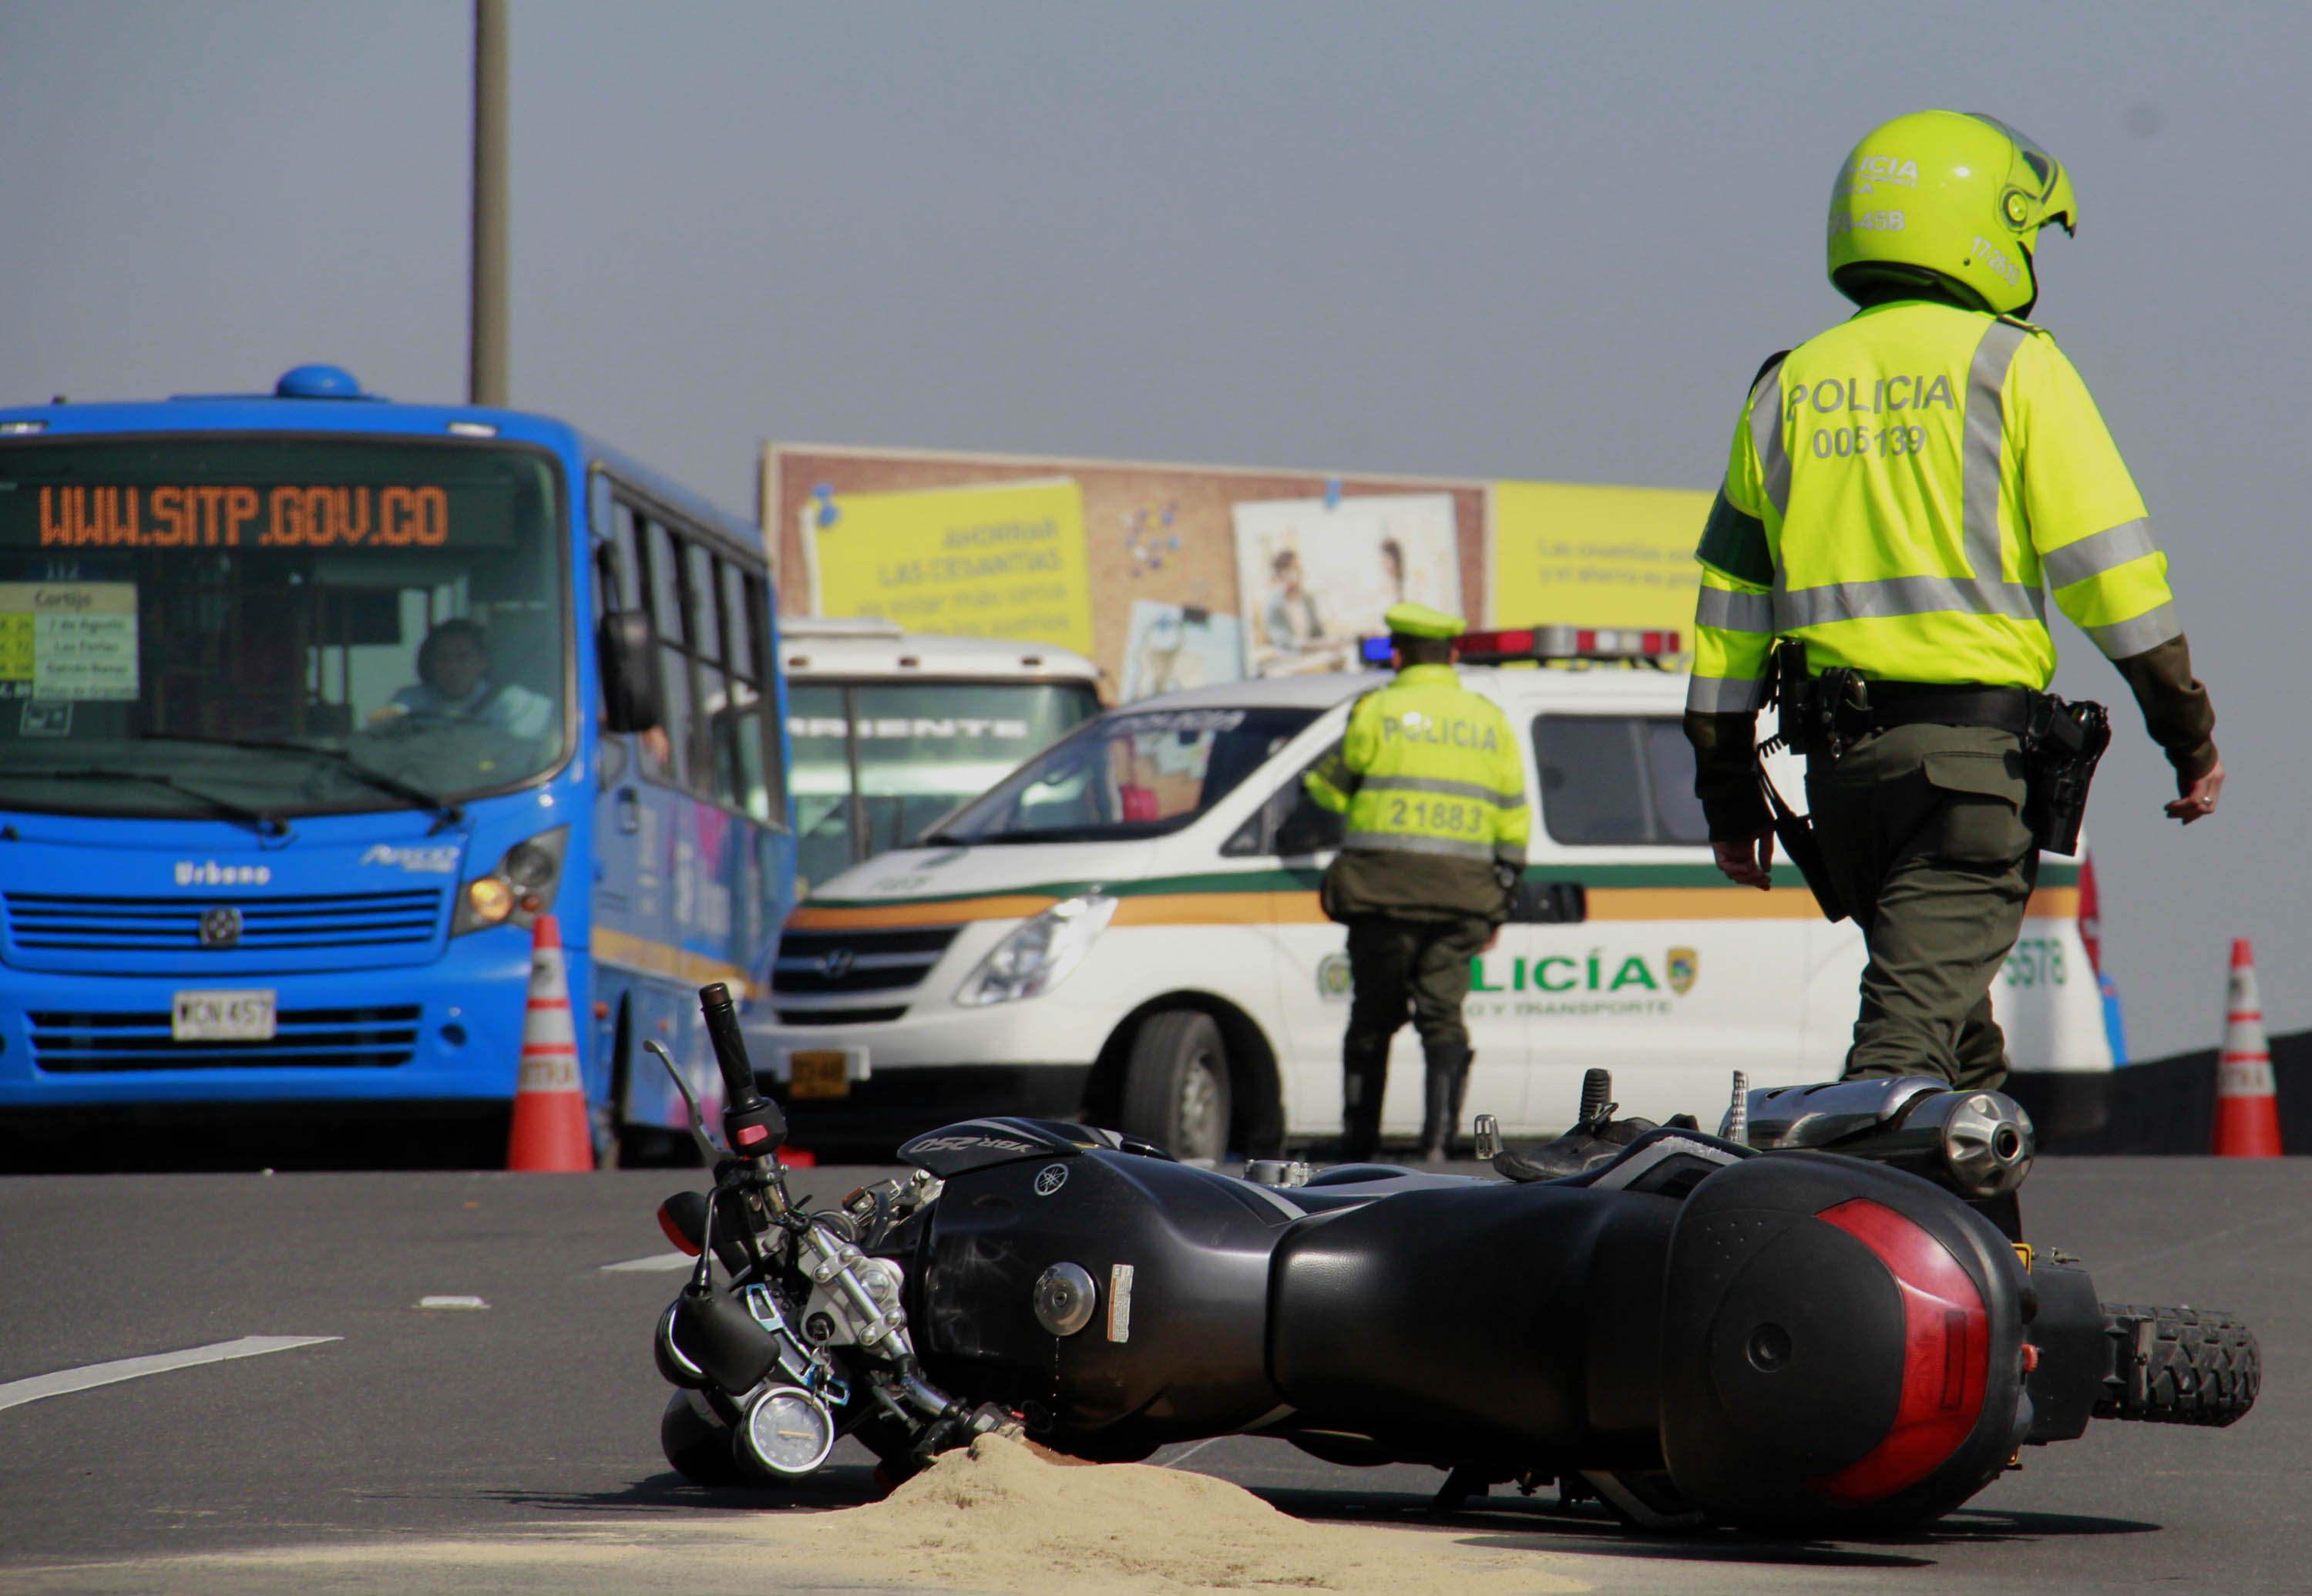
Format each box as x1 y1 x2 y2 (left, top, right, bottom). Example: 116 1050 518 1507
0 436 565 822
929 704 1319 846
788 679 1100 889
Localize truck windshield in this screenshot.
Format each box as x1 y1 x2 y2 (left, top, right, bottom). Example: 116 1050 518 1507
788 679 1100 889
929 704 1320 845
0 436 565 822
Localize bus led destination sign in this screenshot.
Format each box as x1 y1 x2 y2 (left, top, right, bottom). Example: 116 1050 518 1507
25 483 452 549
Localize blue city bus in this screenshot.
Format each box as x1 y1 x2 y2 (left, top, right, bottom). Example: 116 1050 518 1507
0 365 795 1166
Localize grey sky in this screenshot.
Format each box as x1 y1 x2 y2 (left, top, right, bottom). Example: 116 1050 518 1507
2 2 2300 1060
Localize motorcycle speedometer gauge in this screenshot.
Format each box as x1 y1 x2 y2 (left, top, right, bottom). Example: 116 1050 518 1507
741 1385 835 1477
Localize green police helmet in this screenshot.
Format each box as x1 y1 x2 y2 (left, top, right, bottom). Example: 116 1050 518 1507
1385 603 1464 640
1827 110 2078 316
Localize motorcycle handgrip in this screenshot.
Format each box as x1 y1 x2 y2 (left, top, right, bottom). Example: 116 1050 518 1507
699 982 786 1154
698 982 761 1108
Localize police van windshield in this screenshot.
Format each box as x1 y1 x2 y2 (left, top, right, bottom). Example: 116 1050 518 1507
928 705 1320 845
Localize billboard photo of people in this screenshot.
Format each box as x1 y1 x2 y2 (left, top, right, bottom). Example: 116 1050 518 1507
1232 493 1460 676
1120 600 1245 702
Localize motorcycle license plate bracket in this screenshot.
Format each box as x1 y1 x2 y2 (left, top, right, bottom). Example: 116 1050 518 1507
779 1048 865 1100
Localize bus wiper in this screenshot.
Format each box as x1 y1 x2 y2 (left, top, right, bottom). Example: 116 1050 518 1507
2 768 287 837
139 732 465 832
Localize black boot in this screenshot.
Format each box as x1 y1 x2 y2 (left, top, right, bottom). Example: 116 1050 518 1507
1420 1046 1472 1162
1340 1039 1389 1163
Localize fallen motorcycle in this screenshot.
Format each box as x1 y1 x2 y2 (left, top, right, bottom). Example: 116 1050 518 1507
648 982 2258 1532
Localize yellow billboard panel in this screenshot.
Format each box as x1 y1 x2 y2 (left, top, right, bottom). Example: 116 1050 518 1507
1488 480 1712 637
807 479 1095 656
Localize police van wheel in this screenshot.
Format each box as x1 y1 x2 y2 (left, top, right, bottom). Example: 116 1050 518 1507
1121 1010 1231 1164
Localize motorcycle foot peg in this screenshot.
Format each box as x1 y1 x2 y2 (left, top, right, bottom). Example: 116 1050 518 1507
1472 1114 1502 1162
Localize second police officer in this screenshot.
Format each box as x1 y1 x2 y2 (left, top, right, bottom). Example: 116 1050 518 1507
1685 110 2223 1095
1304 603 1530 1162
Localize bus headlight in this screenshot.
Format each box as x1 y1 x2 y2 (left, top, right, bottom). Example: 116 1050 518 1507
956 895 1117 1006
452 825 570 936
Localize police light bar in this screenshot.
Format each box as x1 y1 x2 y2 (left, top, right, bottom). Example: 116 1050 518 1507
1359 627 1682 665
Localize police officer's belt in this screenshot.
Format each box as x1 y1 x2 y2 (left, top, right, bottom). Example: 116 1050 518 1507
1846 680 2031 735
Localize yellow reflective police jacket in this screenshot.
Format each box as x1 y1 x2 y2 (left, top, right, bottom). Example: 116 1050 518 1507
1687 299 2182 711
1303 664 1531 867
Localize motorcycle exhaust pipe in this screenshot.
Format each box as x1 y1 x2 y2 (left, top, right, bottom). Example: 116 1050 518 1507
1836 1090 2035 1198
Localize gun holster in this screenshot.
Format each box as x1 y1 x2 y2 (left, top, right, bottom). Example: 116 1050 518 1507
2021 694 2111 856
1752 639 1851 925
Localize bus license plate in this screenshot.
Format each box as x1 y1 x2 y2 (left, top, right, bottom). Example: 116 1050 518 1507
173 990 277 1042
787 1050 852 1100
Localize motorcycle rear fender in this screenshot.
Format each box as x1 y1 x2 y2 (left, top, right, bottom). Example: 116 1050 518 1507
1657 1151 2033 1529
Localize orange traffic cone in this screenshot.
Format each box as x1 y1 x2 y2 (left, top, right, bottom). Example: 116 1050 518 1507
2213 938 2283 1158
506 915 594 1171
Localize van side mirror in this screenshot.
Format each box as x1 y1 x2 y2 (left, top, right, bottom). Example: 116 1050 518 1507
597 611 664 734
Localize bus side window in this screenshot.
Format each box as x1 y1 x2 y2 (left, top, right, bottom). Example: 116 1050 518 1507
719 563 775 823
612 504 646 613
633 519 691 788
688 549 738 809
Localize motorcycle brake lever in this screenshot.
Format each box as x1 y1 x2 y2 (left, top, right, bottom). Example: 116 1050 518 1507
644 1039 725 1166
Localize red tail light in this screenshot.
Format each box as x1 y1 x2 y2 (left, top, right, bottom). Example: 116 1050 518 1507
1806 1198 1990 1504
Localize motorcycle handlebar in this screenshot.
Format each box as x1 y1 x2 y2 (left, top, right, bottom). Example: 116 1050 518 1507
697 983 761 1110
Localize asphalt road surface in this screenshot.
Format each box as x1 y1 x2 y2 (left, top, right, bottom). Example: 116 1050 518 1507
1 1158 2304 1594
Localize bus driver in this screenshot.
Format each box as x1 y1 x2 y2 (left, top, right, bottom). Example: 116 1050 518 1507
369 617 553 739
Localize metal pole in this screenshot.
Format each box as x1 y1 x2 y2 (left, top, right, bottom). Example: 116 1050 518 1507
469 0 509 407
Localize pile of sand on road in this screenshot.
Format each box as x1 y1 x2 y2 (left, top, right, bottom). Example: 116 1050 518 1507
12 1433 1589 1595
782 1431 1584 1594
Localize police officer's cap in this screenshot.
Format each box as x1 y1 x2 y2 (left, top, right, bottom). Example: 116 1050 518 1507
1385 603 1464 640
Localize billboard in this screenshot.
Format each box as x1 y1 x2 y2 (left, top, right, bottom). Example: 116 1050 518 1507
765 445 1486 698
803 478 1095 656
1488 479 1712 633
1230 493 1460 677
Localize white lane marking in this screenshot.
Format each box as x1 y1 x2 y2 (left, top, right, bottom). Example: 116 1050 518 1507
417 1295 489 1310
600 1252 693 1272
0 1336 338 1413
1161 1435 1231 1470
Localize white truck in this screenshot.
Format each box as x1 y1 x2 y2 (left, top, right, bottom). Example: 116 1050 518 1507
755 627 2109 1159
777 617 1102 897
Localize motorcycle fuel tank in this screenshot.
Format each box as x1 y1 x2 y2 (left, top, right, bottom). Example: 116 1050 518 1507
914 1147 1299 1457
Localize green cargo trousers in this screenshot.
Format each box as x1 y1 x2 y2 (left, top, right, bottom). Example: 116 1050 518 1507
1339 913 1491 1159
1344 913 1492 1056
1804 724 2036 1092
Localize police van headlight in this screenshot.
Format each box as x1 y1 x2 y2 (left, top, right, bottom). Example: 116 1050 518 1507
956 895 1118 1006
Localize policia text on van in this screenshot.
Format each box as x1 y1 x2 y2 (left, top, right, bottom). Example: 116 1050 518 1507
1685 109 2220 1094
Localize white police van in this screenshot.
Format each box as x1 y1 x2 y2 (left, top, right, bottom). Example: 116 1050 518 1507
754 627 2110 1160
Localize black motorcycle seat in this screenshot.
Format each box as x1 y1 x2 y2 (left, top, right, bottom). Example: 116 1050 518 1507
1268 1177 1680 1457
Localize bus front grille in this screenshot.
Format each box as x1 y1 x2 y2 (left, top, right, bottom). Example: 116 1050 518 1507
2 889 446 973
771 926 960 996
27 1006 425 1073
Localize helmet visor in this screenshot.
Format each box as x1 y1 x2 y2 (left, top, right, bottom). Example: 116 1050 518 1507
1968 113 2076 234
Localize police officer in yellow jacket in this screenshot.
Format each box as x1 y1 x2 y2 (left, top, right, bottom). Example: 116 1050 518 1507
1686 110 2223 1092
1305 604 1530 1160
